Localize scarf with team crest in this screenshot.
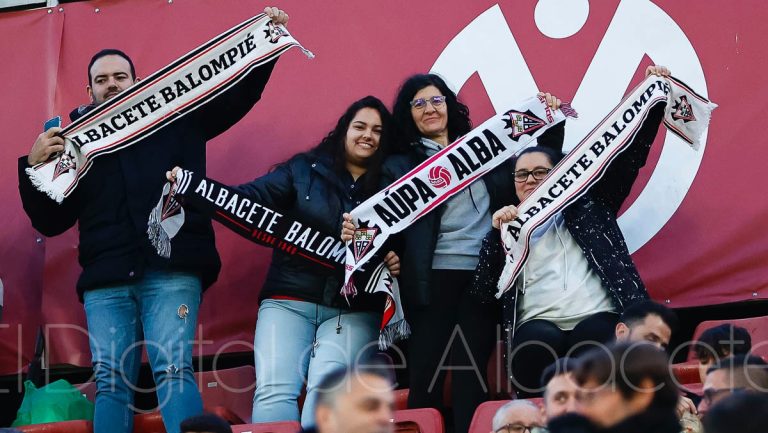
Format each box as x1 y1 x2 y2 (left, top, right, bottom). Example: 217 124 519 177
342 96 577 292
148 169 409 350
495 75 717 297
25 13 312 203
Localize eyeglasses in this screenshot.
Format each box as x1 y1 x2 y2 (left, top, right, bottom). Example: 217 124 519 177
494 423 546 433
513 168 551 183
409 95 447 110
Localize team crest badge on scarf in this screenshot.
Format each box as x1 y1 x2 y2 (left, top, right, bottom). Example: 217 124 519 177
342 96 577 289
148 170 409 349
496 75 717 297
26 13 312 203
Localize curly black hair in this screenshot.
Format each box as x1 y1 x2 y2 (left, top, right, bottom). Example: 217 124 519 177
391 74 471 153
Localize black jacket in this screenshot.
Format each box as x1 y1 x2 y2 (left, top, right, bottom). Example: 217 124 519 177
547 410 681 433
18 60 277 300
233 153 382 311
382 123 565 309
470 107 666 327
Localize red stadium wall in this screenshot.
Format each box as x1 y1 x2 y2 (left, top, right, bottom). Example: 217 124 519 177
0 0 766 376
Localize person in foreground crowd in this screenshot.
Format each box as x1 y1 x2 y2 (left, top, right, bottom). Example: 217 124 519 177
342 72 564 433
548 342 681 433
614 300 677 350
180 413 232 433
473 65 671 398
310 358 395 433
697 354 768 415
168 96 399 427
17 8 288 433
611 301 700 427
490 400 544 433
701 391 768 433
541 358 580 422
693 323 752 382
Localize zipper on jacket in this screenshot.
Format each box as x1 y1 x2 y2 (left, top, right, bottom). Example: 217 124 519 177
306 163 317 200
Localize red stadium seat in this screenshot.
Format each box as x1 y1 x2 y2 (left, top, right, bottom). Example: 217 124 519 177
74 381 97 403
671 360 701 385
128 365 256 432
197 365 256 423
468 399 543 433
393 408 444 433
394 388 410 410
131 405 245 432
132 411 165 433
231 421 301 433
468 400 511 433
17 421 93 433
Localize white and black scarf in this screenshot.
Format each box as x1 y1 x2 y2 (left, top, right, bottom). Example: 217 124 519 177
496 75 716 297
26 13 312 203
343 96 577 289
149 170 409 349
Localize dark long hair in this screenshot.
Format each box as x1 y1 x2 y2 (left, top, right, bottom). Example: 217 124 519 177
391 74 472 153
282 96 391 195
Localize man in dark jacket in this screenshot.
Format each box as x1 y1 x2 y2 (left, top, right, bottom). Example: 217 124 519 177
17 7 288 433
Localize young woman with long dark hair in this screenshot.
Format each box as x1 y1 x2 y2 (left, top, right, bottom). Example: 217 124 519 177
172 96 400 427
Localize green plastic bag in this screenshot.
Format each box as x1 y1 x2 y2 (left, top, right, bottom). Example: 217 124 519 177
12 380 94 426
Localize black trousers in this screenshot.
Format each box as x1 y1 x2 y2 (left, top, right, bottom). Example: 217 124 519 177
509 311 619 397
406 269 500 433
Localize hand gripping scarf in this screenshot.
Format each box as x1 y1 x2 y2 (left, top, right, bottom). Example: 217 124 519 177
496 75 717 297
148 169 409 350
26 13 312 203
343 96 577 291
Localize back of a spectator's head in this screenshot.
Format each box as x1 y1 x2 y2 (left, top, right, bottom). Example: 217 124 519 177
694 324 752 363
572 342 678 427
314 356 395 433
615 300 678 350
180 413 232 433
541 358 579 421
702 391 768 433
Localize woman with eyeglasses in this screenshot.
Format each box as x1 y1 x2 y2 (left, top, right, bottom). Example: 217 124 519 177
473 65 671 399
341 74 563 433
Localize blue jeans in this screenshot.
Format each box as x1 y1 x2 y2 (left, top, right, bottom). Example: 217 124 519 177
83 271 203 433
252 299 379 427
